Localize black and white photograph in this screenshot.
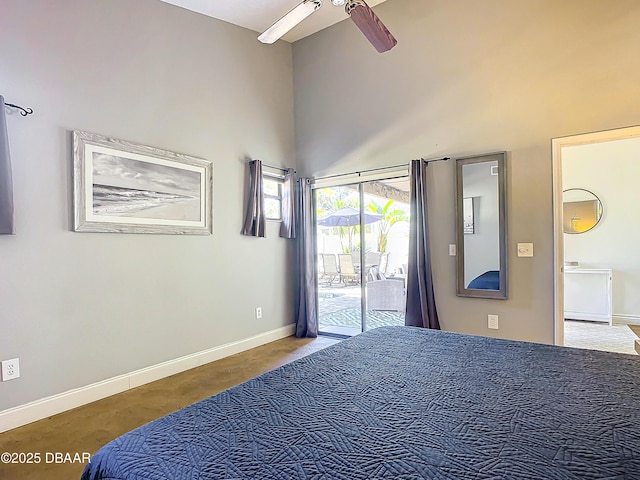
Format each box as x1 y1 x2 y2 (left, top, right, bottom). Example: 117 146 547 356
463 196 474 234
73 130 213 234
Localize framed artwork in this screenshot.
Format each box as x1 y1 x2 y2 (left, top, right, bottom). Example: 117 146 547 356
73 130 213 234
463 197 474 234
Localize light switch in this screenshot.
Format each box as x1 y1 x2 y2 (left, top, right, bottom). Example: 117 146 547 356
449 244 456 256
517 243 534 257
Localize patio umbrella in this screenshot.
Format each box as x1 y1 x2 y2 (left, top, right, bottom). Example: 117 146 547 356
317 207 382 227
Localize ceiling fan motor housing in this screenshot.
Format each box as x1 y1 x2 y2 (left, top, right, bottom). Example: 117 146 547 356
345 0 365 14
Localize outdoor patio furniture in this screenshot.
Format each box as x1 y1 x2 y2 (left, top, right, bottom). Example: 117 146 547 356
351 252 361 271
366 277 406 312
365 251 380 268
377 251 390 277
338 254 359 285
320 253 340 286
351 251 381 277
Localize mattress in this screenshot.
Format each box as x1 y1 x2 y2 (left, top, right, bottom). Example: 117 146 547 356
81 326 640 479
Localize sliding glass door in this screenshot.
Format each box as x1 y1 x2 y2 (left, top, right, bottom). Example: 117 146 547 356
362 178 409 331
315 176 410 336
315 184 363 336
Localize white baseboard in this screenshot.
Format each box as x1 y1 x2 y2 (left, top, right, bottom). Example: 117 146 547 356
612 314 640 325
0 324 295 433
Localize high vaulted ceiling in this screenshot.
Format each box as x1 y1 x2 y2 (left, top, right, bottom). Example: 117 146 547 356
159 0 388 43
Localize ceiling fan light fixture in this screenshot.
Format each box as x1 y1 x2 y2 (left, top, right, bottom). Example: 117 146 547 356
258 0 322 44
331 0 346 6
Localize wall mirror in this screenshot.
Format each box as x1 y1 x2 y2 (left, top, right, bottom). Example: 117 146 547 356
562 188 603 234
455 152 507 299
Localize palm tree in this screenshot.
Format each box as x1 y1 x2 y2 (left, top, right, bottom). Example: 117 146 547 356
366 199 408 253
316 194 360 253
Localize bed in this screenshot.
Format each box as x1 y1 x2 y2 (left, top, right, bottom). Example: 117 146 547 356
81 326 640 479
467 270 500 290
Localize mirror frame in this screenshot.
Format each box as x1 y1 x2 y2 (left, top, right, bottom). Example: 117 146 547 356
455 152 508 299
562 188 603 234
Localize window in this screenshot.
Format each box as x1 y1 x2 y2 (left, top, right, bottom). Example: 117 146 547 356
263 174 283 221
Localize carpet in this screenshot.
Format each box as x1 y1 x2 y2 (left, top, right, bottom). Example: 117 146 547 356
564 320 637 356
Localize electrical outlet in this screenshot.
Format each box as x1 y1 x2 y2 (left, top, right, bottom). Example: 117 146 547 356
488 315 499 330
1 358 20 381
255 307 262 319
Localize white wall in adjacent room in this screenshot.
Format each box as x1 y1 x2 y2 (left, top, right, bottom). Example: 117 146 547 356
563 136 640 321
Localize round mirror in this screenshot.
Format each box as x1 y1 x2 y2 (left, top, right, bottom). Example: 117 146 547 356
562 188 603 234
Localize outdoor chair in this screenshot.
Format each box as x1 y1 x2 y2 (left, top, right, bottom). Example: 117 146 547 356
366 277 406 312
377 251 390 277
365 251 380 269
338 254 359 285
320 254 339 286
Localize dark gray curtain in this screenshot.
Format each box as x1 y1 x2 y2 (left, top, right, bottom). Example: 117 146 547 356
405 159 440 329
0 96 15 235
279 168 296 239
295 178 318 337
241 159 265 237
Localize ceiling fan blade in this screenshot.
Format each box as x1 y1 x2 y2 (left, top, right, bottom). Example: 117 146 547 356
346 0 397 53
258 0 323 44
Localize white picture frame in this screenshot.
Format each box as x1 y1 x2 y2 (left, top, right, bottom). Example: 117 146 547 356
73 130 213 235
463 197 474 234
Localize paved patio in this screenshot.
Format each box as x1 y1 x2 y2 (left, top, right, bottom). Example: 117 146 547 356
318 284 405 332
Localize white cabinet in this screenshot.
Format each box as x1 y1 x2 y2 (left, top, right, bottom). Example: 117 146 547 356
564 268 612 324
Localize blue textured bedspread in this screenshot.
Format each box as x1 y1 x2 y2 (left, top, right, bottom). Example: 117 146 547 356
81 326 640 479
467 270 500 290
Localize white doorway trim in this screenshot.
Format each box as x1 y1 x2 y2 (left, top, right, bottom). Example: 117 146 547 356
552 125 640 346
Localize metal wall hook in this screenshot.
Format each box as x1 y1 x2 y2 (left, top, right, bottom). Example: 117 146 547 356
5 102 34 116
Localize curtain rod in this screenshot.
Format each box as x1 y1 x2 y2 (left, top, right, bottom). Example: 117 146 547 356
314 156 450 181
247 159 295 174
4 101 34 116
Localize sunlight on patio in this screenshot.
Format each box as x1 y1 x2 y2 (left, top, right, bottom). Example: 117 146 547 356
318 284 405 333
315 181 410 335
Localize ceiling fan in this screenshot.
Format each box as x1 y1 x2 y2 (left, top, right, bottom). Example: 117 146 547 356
258 0 397 53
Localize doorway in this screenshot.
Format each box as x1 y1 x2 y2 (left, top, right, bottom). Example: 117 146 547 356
314 176 410 337
552 125 640 354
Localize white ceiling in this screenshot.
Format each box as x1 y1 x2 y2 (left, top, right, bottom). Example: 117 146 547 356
158 0 388 43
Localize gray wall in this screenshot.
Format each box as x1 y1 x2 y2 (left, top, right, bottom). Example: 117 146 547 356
0 0 295 411
293 0 640 342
